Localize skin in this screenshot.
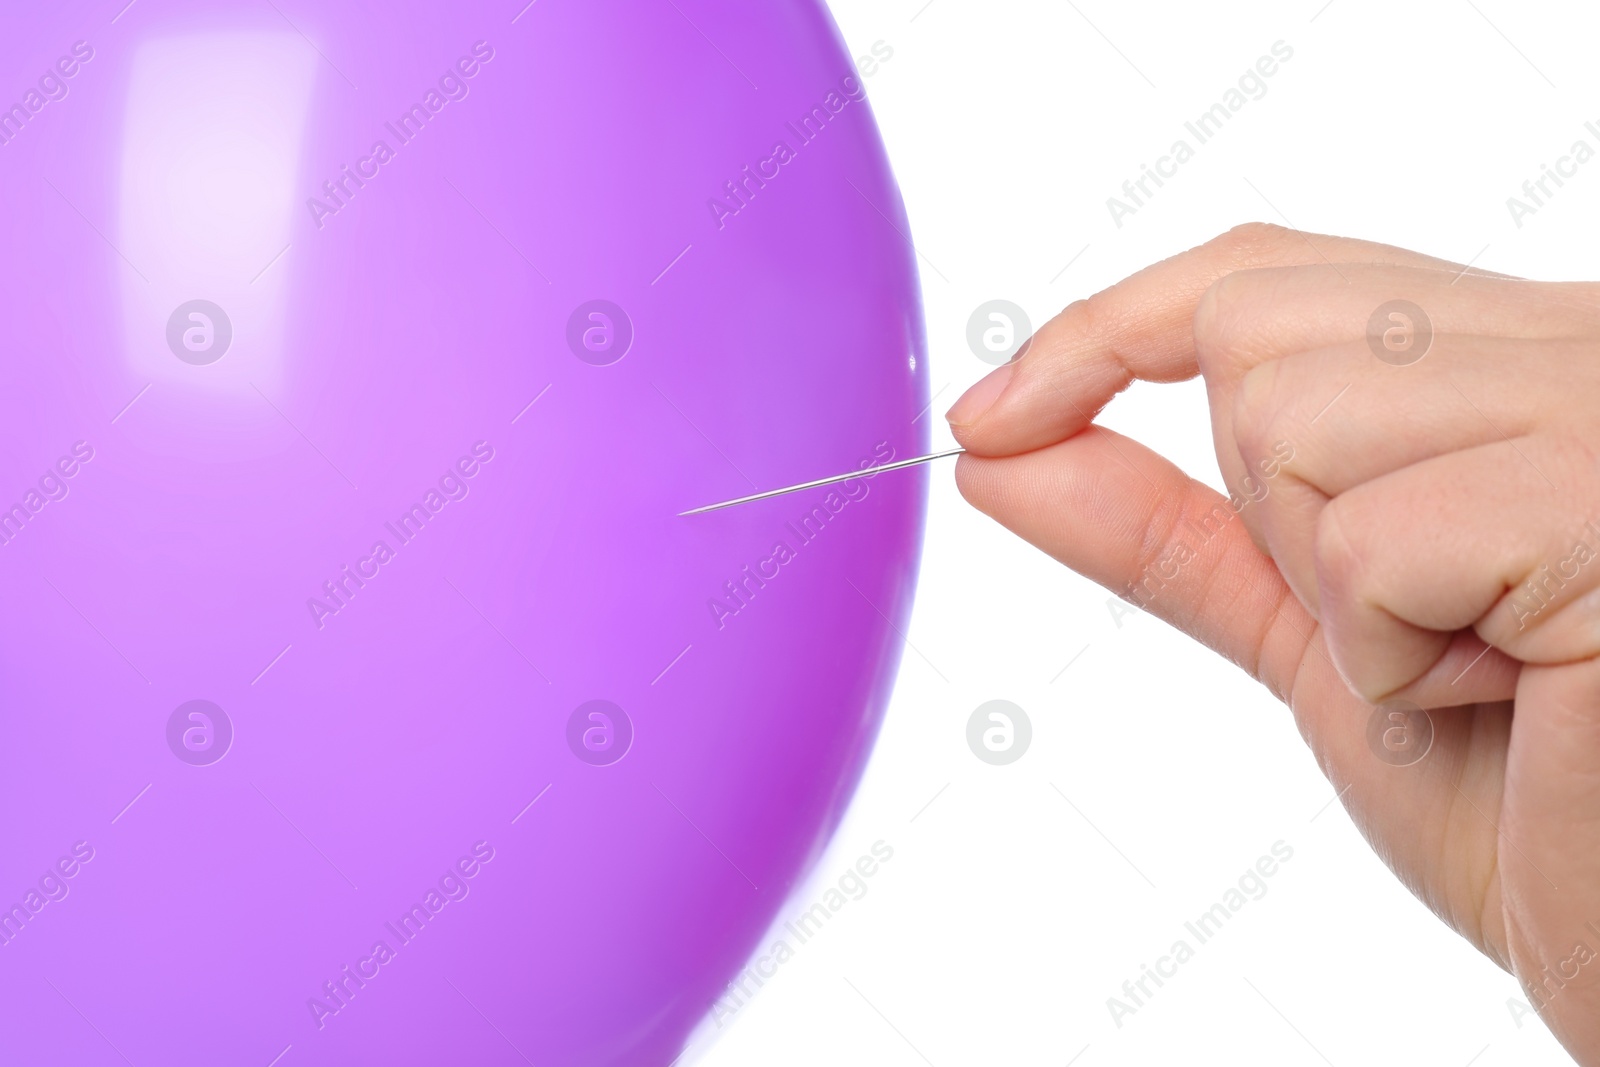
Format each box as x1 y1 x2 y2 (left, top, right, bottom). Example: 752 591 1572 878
945 223 1600 1063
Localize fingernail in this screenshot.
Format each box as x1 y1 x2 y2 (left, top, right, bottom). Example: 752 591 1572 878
946 362 1013 428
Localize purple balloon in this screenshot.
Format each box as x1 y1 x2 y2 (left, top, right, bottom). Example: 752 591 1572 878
0 1 926 1064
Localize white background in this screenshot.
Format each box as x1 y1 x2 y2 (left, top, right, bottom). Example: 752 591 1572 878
693 2 1600 1065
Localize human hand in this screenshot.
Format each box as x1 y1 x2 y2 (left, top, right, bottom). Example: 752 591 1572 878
946 223 1600 1062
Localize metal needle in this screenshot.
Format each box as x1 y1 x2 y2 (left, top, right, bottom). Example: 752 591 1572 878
680 447 965 516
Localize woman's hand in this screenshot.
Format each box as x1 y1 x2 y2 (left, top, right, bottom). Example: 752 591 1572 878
947 223 1600 1063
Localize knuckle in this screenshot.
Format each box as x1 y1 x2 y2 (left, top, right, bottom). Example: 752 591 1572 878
1211 221 1295 266
1128 483 1187 577
1018 296 1098 379
1121 486 1194 602
1065 290 1112 346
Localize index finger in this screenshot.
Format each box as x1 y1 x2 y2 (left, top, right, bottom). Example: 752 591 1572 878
945 223 1495 457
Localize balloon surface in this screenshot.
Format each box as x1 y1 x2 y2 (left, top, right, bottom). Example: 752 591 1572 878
0 1 926 1063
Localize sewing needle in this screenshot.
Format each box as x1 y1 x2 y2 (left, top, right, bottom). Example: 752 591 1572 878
679 447 966 516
